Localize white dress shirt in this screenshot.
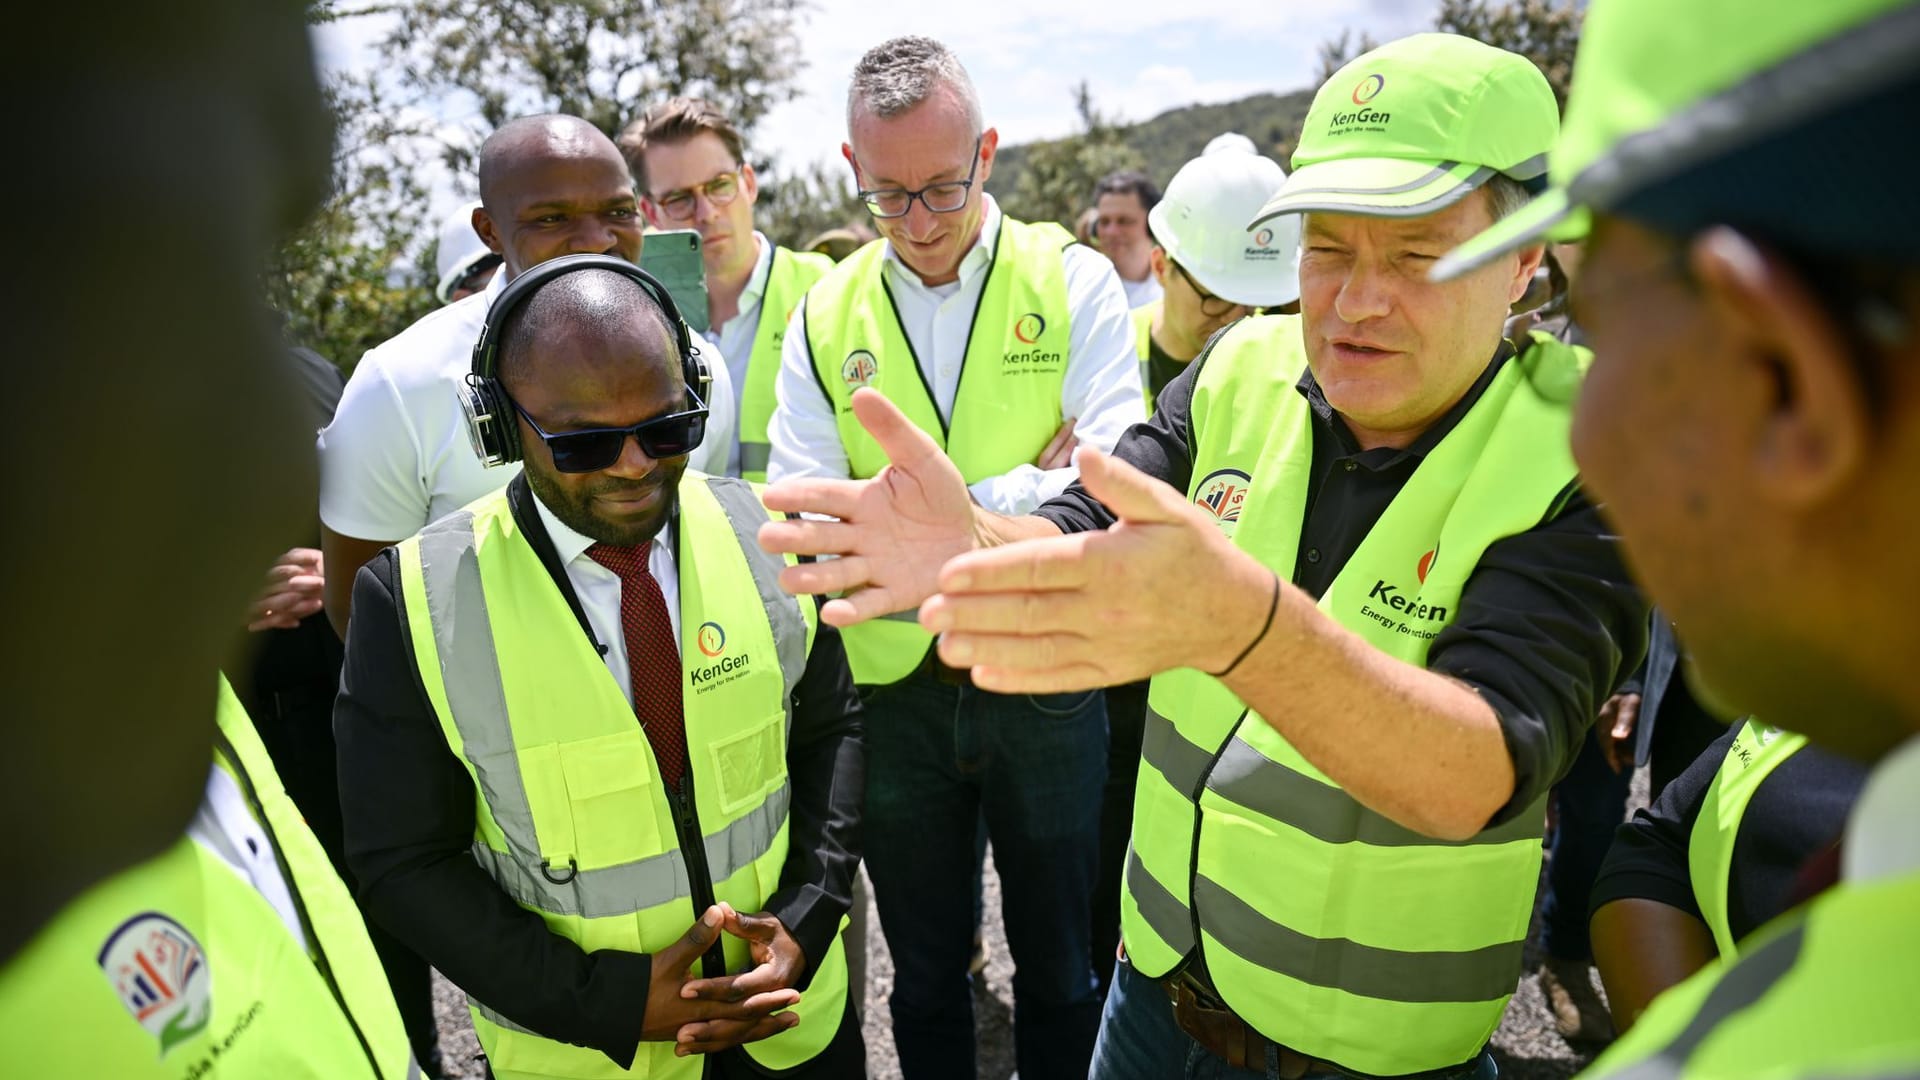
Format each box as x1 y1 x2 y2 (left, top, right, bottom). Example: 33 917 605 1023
531 491 680 706
1122 273 1164 310
319 269 738 541
702 231 777 478
767 198 1145 514
191 767 308 950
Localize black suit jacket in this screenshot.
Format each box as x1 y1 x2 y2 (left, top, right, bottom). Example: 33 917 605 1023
333 473 865 1068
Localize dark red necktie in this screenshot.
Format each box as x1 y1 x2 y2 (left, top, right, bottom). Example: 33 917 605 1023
586 542 688 790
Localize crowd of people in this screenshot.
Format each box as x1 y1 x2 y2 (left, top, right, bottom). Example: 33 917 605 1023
2 2 1917 1079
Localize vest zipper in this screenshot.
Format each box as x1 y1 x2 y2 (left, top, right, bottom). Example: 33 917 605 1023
668 777 727 979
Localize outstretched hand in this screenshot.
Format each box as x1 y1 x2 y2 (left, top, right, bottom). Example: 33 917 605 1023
759 389 979 627
919 446 1275 692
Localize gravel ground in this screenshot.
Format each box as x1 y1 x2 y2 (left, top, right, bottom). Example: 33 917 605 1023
429 769 1649 1079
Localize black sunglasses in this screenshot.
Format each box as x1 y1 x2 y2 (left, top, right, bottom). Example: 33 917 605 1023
511 388 708 473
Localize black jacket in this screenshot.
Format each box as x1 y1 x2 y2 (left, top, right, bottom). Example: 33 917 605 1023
334 474 865 1068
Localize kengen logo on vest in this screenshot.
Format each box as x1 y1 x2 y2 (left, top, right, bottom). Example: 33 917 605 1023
100 913 211 1056
1193 468 1251 539
1006 312 1063 372
691 619 750 692
842 350 878 390
1359 547 1449 640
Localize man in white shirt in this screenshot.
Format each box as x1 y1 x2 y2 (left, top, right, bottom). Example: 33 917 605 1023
1093 170 1164 309
619 98 836 480
765 35 1143 1080
318 114 736 633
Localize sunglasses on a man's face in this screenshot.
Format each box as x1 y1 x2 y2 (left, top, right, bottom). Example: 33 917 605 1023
511 389 708 473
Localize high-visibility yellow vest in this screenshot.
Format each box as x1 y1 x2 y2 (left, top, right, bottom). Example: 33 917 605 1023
738 246 835 481
1688 719 1808 960
0 679 416 1078
1121 318 1588 1076
1580 867 1920 1078
394 473 848 1079
803 216 1074 684
1132 301 1159 412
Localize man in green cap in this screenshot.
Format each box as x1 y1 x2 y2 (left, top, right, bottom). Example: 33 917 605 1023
757 32 1648 1078
1437 0 1920 1076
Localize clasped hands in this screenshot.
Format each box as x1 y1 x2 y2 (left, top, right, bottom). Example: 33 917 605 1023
645 903 809 1057
757 389 1276 690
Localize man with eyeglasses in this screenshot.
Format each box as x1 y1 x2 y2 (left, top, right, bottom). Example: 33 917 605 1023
620 99 837 482
764 34 1143 1080
1131 148 1301 410
332 259 867 1079
761 33 1650 1079
319 115 738 635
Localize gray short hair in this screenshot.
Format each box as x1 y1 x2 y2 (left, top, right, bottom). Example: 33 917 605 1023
846 36 983 136
1482 174 1533 223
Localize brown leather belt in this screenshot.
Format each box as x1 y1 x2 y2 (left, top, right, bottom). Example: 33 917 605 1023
1156 959 1482 1080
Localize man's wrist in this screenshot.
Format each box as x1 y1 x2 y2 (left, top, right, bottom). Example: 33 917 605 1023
1201 551 1283 676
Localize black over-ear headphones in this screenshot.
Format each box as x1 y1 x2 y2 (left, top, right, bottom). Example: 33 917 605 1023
461 252 711 468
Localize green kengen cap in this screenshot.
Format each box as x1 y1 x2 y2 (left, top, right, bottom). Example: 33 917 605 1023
1434 0 1920 281
1248 33 1558 228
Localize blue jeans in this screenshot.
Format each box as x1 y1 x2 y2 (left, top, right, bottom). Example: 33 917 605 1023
1090 961 1497 1080
1541 727 1632 961
861 670 1107 1080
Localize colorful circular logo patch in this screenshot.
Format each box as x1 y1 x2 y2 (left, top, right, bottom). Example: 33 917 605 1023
697 621 727 658
1351 73 1385 105
1253 227 1275 247
841 350 878 389
100 913 211 1056
1013 313 1046 345
1193 468 1253 537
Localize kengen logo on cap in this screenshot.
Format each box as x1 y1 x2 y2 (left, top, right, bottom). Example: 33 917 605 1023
1013 313 1046 344
1351 74 1385 104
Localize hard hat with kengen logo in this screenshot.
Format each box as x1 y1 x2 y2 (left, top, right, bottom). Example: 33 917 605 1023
1148 151 1299 307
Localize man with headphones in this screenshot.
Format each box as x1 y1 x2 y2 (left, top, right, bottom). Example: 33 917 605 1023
332 255 867 1079
318 115 739 636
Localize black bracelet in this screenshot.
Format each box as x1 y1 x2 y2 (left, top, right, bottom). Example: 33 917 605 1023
1210 570 1280 678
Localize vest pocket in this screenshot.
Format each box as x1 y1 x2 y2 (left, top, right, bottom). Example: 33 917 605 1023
707 710 788 816
557 729 664 866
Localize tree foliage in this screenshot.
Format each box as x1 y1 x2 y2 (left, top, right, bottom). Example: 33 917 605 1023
996 82 1144 228
1434 0 1583 107
756 157 869 252
375 0 808 176
1316 28 1383 84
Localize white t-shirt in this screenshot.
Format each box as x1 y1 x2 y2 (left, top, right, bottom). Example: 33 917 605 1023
1122 273 1164 310
319 271 738 541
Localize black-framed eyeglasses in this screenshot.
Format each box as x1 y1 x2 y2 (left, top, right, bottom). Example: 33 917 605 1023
511 388 709 473
651 169 743 222
856 137 982 219
1171 260 1242 319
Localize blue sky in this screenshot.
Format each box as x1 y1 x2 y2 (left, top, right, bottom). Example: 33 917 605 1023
315 0 1436 211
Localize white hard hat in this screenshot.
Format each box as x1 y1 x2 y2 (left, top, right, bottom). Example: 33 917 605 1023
434 200 494 304
1148 152 1299 307
1203 131 1258 156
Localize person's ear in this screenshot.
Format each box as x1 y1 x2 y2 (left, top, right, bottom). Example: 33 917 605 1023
1690 226 1868 510
977 127 999 185
474 205 504 256
740 161 759 207
1150 245 1169 285
1507 242 1547 305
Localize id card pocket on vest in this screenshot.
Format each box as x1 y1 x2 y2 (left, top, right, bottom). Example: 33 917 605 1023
707 711 787 817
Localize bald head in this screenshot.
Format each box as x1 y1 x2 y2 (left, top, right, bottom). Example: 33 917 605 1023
473 115 645 277
497 268 680 393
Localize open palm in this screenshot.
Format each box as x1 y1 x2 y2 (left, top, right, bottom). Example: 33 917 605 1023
759 389 979 626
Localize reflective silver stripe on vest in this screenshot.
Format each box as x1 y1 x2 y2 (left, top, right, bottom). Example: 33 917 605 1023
469 996 540 1036
1141 706 1217 796
704 476 807 715
415 505 796 920
1193 876 1523 1004
739 442 772 474
1606 923 1807 1080
1127 845 1195 955
406 1055 424 1080
1207 737 1546 848
880 609 920 623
